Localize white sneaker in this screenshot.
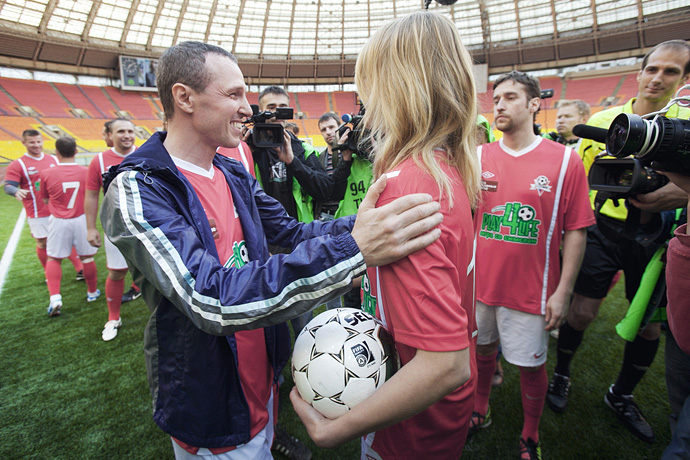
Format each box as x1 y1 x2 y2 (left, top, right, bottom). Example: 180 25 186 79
47 297 63 317
102 318 122 341
87 289 101 302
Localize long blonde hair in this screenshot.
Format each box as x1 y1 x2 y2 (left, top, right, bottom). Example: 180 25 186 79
354 10 481 208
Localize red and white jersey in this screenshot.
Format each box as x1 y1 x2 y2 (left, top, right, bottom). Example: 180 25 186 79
40 163 88 219
475 137 595 315
173 156 271 453
217 141 255 177
6 153 58 218
86 148 134 192
360 155 477 460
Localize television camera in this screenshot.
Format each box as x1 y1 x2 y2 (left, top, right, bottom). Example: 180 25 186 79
243 104 294 148
586 85 690 199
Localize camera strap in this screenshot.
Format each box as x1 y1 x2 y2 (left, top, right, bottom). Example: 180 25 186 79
593 191 641 241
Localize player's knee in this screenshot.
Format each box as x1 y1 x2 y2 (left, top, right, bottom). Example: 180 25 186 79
477 341 499 356
567 298 600 330
108 269 128 281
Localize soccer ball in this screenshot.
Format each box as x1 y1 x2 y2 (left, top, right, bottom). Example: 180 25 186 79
291 308 399 419
518 206 534 221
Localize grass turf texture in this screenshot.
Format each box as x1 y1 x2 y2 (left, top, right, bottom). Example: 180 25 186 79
0 191 672 459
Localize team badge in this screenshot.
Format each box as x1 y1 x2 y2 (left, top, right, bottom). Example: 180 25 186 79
530 175 551 196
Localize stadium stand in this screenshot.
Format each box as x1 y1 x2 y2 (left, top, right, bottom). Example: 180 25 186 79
0 83 18 115
53 82 102 118
332 91 358 117
0 72 643 159
294 92 329 119
617 72 642 104
78 85 118 119
103 87 159 120
0 78 72 118
564 74 622 107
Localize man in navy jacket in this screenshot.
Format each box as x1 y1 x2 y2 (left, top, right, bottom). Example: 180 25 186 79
101 41 443 458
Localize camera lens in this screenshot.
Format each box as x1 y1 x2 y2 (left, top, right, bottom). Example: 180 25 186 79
607 114 646 158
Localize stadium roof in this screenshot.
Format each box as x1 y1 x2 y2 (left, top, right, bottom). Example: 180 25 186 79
0 0 688 85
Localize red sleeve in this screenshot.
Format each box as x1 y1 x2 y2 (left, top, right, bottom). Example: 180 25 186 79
86 155 102 191
5 160 24 186
562 149 595 231
376 164 472 352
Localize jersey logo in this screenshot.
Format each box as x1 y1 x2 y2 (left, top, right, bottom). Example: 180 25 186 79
530 175 551 196
361 274 377 316
479 201 540 245
481 180 498 193
482 171 495 179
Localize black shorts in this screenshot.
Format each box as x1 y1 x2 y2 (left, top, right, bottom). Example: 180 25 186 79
573 223 659 301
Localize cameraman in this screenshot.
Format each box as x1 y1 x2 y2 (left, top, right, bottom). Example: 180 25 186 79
547 39 690 444
246 86 334 226
661 171 690 459
317 112 374 309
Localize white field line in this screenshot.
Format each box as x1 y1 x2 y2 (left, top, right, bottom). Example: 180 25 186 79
0 208 26 295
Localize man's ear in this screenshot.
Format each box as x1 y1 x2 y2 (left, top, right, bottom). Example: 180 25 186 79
529 97 541 114
171 83 194 115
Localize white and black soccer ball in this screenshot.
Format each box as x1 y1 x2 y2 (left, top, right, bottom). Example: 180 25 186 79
291 308 399 419
517 205 535 221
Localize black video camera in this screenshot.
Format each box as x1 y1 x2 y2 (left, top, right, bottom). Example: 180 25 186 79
336 105 372 159
588 112 690 198
243 104 294 148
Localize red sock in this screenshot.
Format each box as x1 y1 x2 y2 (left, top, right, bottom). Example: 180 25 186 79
106 277 125 321
36 246 48 269
82 260 98 293
68 248 83 273
474 351 498 414
45 258 63 296
131 282 140 292
520 364 548 442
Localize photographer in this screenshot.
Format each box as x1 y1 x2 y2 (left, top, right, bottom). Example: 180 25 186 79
246 86 334 225
547 39 690 444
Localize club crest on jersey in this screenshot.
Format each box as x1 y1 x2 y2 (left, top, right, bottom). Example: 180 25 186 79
530 175 551 196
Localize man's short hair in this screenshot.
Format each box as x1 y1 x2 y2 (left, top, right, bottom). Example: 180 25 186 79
493 70 541 101
558 99 590 118
106 118 132 133
642 40 690 76
55 136 77 158
22 129 41 138
318 112 340 127
258 86 289 105
157 41 237 120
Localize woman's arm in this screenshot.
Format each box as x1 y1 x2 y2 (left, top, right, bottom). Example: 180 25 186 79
291 346 470 448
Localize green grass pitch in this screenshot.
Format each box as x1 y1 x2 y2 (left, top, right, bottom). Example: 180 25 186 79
0 191 672 459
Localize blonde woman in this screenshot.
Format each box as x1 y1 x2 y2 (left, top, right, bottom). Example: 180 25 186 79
291 10 480 459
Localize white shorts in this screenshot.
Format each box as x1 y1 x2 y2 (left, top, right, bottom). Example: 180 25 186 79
27 216 50 239
476 301 549 367
47 215 98 259
104 235 128 270
171 390 274 460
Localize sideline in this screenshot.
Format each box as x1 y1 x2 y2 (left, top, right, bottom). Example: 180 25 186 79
0 208 26 295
